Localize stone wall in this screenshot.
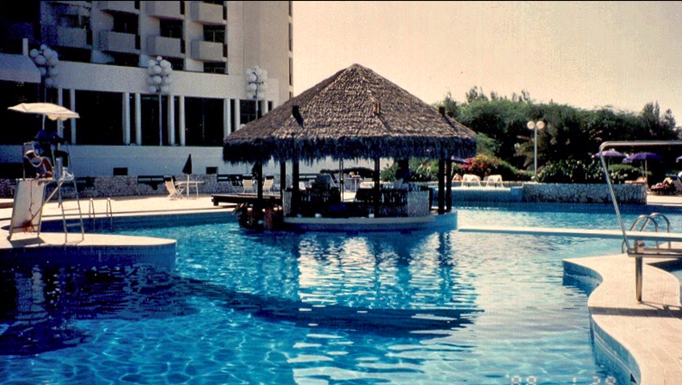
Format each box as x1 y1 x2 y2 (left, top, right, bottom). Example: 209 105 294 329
521 183 647 204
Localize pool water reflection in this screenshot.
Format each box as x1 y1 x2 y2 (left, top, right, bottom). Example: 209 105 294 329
3 204 674 384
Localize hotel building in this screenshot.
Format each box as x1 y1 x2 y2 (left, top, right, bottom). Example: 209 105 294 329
0 1 293 178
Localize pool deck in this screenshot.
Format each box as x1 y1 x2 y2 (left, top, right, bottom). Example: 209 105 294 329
1 193 682 384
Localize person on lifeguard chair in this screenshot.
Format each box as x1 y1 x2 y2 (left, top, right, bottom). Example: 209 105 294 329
24 150 54 180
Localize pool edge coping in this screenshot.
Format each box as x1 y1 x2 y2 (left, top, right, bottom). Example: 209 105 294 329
564 254 682 385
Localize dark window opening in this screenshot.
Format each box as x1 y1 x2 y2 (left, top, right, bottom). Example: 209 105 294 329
180 1 185 15
206 166 218 174
140 94 167 146
204 25 225 43
113 167 128 176
230 99 236 133
76 90 124 145
56 46 91 63
112 52 139 67
240 100 256 125
185 97 224 146
0 81 40 145
204 62 225 74
288 23 292 52
165 57 184 71
160 19 183 39
289 57 293 86
113 13 138 35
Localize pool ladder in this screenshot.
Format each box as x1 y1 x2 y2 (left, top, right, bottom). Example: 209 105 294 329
88 198 113 230
623 212 672 252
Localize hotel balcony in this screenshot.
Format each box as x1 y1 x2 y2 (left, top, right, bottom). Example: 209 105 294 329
190 40 226 62
190 2 226 25
100 31 139 54
147 1 183 20
44 26 90 49
147 36 185 58
99 1 139 14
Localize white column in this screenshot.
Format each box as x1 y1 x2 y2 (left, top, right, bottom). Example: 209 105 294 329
178 95 186 146
57 88 64 137
123 92 130 145
223 98 230 137
69 89 76 144
168 95 175 145
233 99 241 129
263 100 269 115
134 93 142 145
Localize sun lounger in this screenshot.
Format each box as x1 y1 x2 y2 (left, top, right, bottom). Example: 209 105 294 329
462 174 481 187
485 174 503 188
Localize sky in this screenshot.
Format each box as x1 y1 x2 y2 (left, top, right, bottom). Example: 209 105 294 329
292 1 682 119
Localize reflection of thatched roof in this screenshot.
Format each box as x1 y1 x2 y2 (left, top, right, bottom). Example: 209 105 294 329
223 64 477 163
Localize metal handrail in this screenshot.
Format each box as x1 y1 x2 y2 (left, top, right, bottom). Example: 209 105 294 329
599 140 682 252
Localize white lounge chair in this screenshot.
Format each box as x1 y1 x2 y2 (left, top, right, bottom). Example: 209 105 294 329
164 177 184 200
242 179 255 193
462 174 481 187
485 174 503 188
263 178 274 192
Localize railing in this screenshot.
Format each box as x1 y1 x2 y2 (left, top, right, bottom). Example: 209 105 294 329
88 197 113 230
626 213 672 250
599 140 682 252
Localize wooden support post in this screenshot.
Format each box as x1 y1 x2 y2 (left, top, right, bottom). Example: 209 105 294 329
373 157 381 217
280 161 286 194
446 156 452 212
438 157 445 214
292 160 300 216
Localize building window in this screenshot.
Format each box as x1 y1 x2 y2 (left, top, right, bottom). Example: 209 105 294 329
240 100 256 125
289 1 292 17
76 90 124 145
185 97 224 146
204 25 225 43
112 53 139 67
113 14 138 35
289 58 293 86
113 167 128 176
166 57 184 71
206 166 218 174
288 23 292 52
160 19 183 39
204 62 225 74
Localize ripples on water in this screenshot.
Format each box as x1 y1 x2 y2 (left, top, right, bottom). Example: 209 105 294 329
1 204 669 384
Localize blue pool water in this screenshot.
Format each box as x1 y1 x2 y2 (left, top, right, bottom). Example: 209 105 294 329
2 203 681 384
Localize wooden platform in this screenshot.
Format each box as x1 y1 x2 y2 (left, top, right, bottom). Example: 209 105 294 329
211 193 281 206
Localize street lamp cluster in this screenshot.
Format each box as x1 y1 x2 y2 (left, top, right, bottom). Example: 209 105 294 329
29 44 60 101
245 66 268 120
146 56 173 146
527 120 545 181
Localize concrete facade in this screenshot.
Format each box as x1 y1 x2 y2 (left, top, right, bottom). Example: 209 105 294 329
0 1 293 178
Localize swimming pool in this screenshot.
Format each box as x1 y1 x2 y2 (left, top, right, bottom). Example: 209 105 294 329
3 203 680 384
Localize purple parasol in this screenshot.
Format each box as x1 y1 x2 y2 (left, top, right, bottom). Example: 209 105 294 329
451 156 471 165
591 150 626 159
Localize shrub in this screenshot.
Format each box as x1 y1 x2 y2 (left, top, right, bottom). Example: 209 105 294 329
538 159 646 184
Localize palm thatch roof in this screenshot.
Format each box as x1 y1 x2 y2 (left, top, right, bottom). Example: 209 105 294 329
223 64 477 164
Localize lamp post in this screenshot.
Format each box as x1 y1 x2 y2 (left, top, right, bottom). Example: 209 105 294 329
526 120 545 181
29 44 60 103
146 56 173 146
245 66 268 121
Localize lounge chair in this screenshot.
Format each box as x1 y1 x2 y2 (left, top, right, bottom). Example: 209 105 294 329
242 179 255 194
462 174 481 187
263 178 274 192
485 174 503 188
164 177 184 200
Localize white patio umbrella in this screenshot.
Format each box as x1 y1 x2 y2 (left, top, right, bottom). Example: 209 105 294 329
8 102 79 130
